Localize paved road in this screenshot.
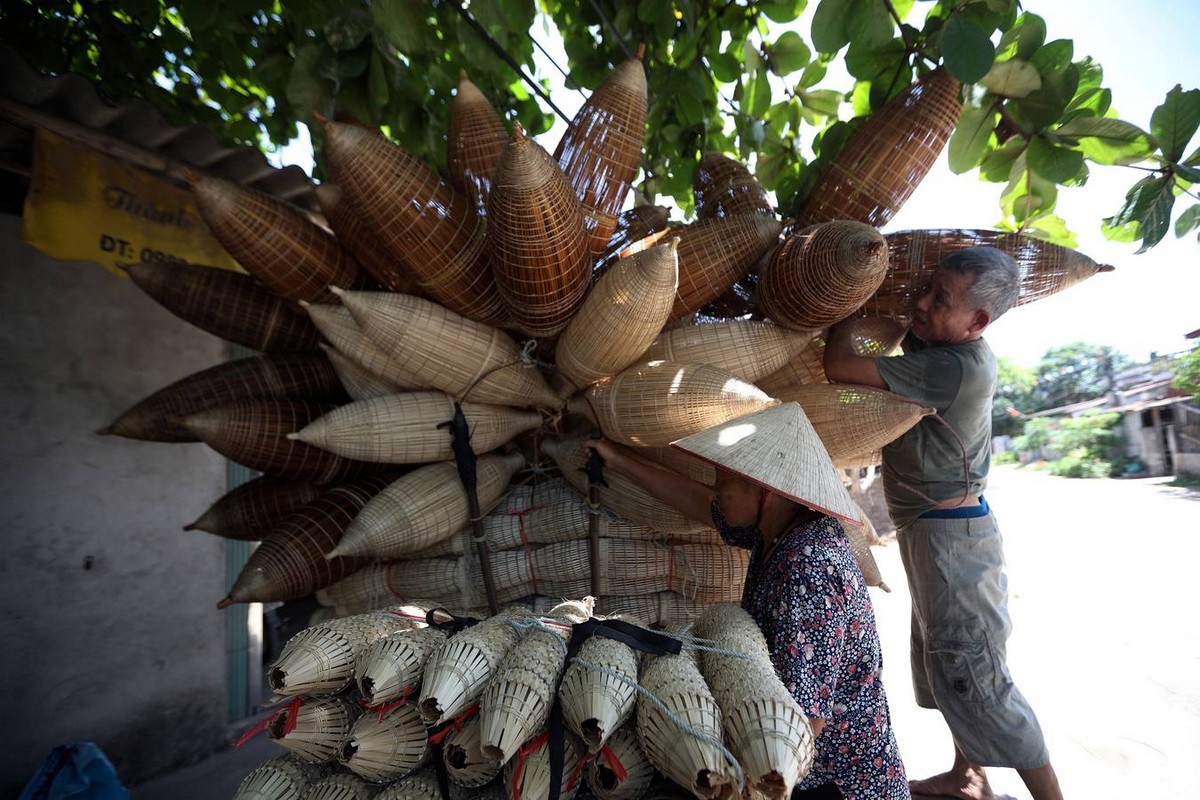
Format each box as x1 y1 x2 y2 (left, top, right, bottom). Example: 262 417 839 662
873 466 1200 800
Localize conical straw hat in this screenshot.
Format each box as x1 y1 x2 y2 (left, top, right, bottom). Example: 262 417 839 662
670 402 861 526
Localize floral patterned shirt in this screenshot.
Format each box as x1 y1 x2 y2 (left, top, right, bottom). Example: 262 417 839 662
713 504 909 799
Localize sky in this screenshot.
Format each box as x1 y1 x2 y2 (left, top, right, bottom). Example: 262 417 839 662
276 0 1199 368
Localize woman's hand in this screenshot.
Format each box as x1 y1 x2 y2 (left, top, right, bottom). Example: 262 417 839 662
582 436 622 469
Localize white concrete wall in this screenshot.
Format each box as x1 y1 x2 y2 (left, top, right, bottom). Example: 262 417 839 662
0 213 232 792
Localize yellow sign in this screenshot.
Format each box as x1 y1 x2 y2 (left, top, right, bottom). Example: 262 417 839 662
22 127 243 276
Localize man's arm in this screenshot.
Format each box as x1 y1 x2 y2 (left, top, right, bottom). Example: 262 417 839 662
823 318 889 390
582 438 716 527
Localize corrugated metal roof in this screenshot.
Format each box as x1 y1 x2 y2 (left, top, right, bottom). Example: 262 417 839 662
0 43 317 211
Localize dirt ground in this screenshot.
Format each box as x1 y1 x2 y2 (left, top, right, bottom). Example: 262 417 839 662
873 465 1200 799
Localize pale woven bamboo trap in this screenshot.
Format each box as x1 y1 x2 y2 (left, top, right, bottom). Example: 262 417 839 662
554 239 679 393
669 215 784 321
101 352 346 443
504 729 586 800
558 617 643 753
329 453 524 560
303 303 425 392
356 625 449 707
487 122 591 338
266 696 360 764
338 701 430 782
693 151 775 221
296 771 376 800
447 70 508 218
692 604 814 799
179 399 381 484
315 560 462 613
321 119 507 326
794 67 961 229
125 260 323 353
570 361 779 447
331 289 559 409
191 173 364 306
759 220 890 331
375 768 505 800
315 182 424 296
440 712 502 789
419 608 533 725
594 592 696 629
841 509 889 592
755 316 908 393
595 205 672 276
268 607 421 697
319 344 402 401
632 447 717 488
231 754 318 800
290 391 541 464
640 320 814 385
555 53 648 260
583 724 655 800
865 228 1117 323
184 476 322 540
219 473 402 608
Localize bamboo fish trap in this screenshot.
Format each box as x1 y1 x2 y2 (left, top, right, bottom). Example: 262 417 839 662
554 239 680 393
339 702 430 782
300 772 376 800
268 607 424 696
356 625 449 707
595 205 672 277
328 452 525 560
569 361 779 447
794 67 961 229
320 344 402 401
266 696 360 764
231 754 317 800
447 70 508 218
555 52 648 260
865 228 1117 323
669 215 784 321
315 558 463 613
487 122 591 338
479 602 592 764
376 769 505 800
692 604 814 799
640 320 814 384
184 476 322 540
759 221 890 331
771 383 934 464
693 151 775 221
755 317 908 392
101 352 347 442
330 289 559 409
440 713 502 789
505 729 586 800
558 617 643 753
125 261 323 353
302 303 424 392
584 725 656 800
419 607 533 725
314 183 423 296
290 391 541 464
320 119 507 326
190 173 364 305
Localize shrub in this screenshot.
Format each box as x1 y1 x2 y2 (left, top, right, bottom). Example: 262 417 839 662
994 451 1018 465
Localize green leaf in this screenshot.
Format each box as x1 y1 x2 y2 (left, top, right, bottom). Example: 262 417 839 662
942 13 995 84
979 59 1041 98
1150 85 1200 163
1026 137 1084 183
948 104 999 173
1012 63 1078 132
709 53 741 84
1104 175 1176 252
324 9 372 52
847 0 894 50
371 0 426 53
799 89 844 119
1001 152 1057 224
368 49 388 114
761 0 806 24
769 31 810 75
800 58 828 89
1056 117 1154 166
1028 39 1073 78
1176 203 1200 239
1024 213 1078 249
287 43 332 118
980 138 1026 182
811 0 852 54
996 12 1045 61
1177 163 1200 183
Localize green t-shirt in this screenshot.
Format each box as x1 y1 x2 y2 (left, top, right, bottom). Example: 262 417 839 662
873 335 997 529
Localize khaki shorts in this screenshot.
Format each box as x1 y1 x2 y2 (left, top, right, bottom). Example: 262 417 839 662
898 512 1050 769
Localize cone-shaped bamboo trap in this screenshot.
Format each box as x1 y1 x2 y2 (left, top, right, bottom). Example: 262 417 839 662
693 151 775 221
641 320 814 385
185 476 322 540
756 317 908 393
232 754 318 800
356 625 449 708
504 729 586 800
319 343 402 401
558 617 643 753
669 215 784 321
125 261 323 353
840 508 889 592
266 696 360 764
299 771 376 800
584 724 656 800
314 183 424 296
290 391 540 464
595 205 672 276
374 768 496 800
338 701 430 782
448 70 508 217
441 713 502 789
302 303 425 392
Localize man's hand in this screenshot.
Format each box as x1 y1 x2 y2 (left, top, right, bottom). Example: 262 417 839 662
823 318 889 389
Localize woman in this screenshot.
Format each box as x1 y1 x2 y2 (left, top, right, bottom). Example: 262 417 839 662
584 402 909 799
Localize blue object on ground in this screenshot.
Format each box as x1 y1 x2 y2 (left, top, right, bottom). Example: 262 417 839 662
18 742 129 800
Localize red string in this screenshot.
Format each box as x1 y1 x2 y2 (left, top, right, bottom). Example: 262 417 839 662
281 696 303 736
510 503 547 595
236 696 303 747
359 685 414 722
384 562 409 600
232 713 273 748
428 703 480 746
600 744 629 782
567 750 593 791
511 731 550 799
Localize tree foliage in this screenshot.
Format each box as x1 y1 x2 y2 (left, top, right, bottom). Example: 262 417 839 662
1173 344 1200 397
992 355 1035 435
3 0 1197 249
1031 341 1130 410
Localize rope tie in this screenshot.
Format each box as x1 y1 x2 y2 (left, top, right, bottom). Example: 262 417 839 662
566 743 628 791
358 685 414 722
428 703 480 746
510 503 548 596
519 338 539 367
384 563 411 601
511 730 551 799
232 696 303 748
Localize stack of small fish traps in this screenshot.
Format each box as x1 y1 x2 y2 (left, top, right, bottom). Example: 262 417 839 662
99 40 1115 800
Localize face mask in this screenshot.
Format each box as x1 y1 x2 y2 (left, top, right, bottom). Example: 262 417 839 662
710 496 762 543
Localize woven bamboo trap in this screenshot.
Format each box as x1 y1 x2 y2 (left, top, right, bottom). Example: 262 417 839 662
759 220 890 331
338 701 430 782
841 510 889 592
125 261 323 353
299 772 376 800
795 66 961 229
315 560 462 613
595 205 672 276
329 452 524 560
190 172 364 305
693 151 775 221
487 122 591 338
669 215 784 321
356 624 449 707
419 607 533 725
376 768 505 800
232 754 318 800
571 361 779 447
584 724 656 800
269 607 422 696
865 228 1117 322
321 119 507 327
641 320 813 385
448 70 508 218
555 52 648 260
101 352 347 443
331 289 559 409
219 473 402 608
756 316 908 393
266 696 360 764
185 476 322 541
554 239 680 393
290 391 541 464
504 729 586 800
558 617 643 753
303 303 425 392
441 713 502 788
319 343 401 401
314 183 423 296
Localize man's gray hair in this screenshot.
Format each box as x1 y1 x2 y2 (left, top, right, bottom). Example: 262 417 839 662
940 246 1021 320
